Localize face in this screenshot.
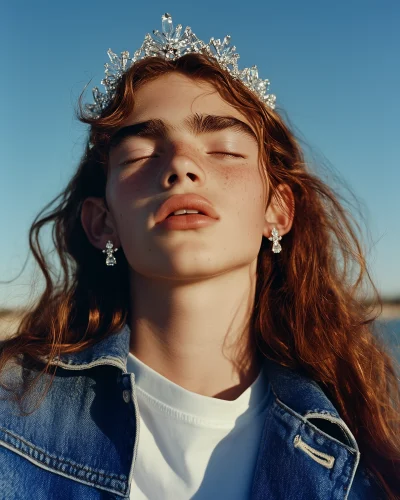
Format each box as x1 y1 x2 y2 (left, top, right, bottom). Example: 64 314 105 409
105 73 270 281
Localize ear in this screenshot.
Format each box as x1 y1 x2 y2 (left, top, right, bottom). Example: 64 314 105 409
262 183 295 239
81 197 120 251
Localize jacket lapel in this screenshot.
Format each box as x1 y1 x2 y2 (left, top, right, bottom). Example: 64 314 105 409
251 360 361 500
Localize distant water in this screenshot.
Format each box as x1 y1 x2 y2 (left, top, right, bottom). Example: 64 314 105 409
374 319 400 364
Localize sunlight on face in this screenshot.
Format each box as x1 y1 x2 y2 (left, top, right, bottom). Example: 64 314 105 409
106 73 269 281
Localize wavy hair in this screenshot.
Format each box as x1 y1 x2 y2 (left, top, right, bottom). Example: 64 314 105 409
1 54 399 497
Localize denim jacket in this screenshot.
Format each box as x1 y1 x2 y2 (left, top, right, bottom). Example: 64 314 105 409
0 326 386 499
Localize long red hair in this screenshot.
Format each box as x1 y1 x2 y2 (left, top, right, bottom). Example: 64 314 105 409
1 54 399 497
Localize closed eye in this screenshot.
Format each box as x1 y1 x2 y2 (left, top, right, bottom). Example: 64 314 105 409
208 152 244 158
120 152 244 166
120 155 159 166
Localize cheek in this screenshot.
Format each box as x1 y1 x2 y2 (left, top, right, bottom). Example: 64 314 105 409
106 169 150 209
218 163 265 208
105 175 145 233
214 165 266 240
117 167 151 194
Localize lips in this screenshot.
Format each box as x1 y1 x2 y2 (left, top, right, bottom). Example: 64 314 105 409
154 194 219 225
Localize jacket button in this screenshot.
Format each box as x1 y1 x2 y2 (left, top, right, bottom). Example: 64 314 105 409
123 390 131 403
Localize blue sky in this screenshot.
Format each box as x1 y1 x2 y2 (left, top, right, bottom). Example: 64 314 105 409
1 0 399 308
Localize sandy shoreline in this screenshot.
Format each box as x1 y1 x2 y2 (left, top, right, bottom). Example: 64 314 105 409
369 304 400 321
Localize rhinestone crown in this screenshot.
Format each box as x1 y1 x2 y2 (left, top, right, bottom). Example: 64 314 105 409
86 13 276 118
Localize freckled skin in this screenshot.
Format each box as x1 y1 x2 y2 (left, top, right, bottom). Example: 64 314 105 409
104 73 273 280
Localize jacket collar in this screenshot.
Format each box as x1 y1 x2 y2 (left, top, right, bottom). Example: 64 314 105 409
48 323 356 448
48 324 132 373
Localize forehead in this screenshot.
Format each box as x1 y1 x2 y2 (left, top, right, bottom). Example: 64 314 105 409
124 73 252 128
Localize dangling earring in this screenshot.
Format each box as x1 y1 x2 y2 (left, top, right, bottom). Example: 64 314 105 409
102 240 119 266
268 227 282 253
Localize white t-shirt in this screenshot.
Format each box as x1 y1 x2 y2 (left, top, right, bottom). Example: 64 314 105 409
126 352 272 499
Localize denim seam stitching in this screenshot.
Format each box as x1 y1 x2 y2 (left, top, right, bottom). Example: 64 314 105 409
48 357 127 373
0 427 127 492
0 440 128 498
273 397 359 453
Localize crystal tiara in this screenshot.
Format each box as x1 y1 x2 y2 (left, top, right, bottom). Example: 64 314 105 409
85 13 277 118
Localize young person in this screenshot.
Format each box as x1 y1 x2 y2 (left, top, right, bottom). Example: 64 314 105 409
1 13 399 499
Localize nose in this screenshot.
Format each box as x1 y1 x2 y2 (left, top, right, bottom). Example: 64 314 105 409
160 151 205 189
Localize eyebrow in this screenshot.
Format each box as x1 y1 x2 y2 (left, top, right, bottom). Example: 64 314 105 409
109 113 257 150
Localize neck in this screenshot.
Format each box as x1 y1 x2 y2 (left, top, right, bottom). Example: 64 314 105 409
128 263 263 400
